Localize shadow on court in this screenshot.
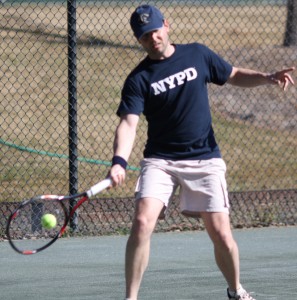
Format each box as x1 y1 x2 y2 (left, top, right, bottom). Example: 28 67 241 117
1 226 297 300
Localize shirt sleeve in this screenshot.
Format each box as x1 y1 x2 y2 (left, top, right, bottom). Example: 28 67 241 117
206 46 233 85
116 76 145 117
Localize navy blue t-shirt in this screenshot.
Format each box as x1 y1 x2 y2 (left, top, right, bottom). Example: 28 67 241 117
117 43 232 160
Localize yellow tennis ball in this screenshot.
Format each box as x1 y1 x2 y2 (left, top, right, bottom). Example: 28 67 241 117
41 213 57 229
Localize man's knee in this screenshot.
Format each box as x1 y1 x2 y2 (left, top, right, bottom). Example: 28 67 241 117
130 213 157 241
212 231 236 252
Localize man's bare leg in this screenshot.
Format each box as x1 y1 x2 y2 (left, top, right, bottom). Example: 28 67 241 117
201 212 240 290
125 197 164 300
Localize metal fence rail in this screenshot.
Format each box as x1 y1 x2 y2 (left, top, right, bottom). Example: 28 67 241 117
0 1 296 237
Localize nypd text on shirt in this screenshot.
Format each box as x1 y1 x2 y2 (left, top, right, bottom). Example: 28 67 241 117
151 67 198 95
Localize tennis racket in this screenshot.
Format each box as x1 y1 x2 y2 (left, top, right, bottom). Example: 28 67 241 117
6 178 112 255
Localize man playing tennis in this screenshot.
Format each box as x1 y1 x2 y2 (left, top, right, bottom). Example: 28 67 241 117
108 4 295 300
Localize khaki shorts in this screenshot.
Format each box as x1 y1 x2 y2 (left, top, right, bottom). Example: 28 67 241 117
135 158 230 217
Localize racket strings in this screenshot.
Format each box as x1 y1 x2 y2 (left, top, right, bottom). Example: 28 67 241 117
7 199 68 253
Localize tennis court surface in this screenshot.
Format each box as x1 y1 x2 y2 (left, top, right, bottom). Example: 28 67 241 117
1 226 296 299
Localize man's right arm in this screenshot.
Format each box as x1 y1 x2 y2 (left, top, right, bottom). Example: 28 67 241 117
109 113 139 186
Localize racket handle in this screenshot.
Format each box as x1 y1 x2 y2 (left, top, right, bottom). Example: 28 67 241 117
87 178 112 197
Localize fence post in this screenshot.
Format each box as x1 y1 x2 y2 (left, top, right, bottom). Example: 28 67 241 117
67 0 79 231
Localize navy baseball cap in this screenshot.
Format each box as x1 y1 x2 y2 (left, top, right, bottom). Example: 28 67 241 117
130 5 164 39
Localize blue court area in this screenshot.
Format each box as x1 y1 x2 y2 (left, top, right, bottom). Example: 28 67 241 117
1 226 297 300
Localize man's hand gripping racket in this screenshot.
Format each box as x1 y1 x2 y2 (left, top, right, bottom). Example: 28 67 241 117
6 178 112 255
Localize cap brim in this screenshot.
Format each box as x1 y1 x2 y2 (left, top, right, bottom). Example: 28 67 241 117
138 25 163 39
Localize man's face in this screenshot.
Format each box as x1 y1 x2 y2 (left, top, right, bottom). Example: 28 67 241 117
138 20 171 60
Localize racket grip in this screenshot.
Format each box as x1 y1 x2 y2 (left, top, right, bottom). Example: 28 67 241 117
87 178 112 197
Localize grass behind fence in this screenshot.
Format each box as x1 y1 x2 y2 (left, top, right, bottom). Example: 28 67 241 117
0 3 296 201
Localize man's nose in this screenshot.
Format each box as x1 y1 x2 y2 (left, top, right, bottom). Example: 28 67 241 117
149 31 158 41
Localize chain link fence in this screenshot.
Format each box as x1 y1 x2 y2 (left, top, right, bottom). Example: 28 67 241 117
1 0 296 238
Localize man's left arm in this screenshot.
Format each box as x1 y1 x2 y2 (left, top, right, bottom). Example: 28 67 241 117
227 66 295 91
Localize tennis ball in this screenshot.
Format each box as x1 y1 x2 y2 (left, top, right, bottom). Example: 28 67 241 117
41 213 57 229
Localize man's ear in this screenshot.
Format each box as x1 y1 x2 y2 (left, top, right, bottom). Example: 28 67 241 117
163 19 170 32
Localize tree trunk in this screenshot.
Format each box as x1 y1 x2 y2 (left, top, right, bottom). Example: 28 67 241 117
284 0 297 46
